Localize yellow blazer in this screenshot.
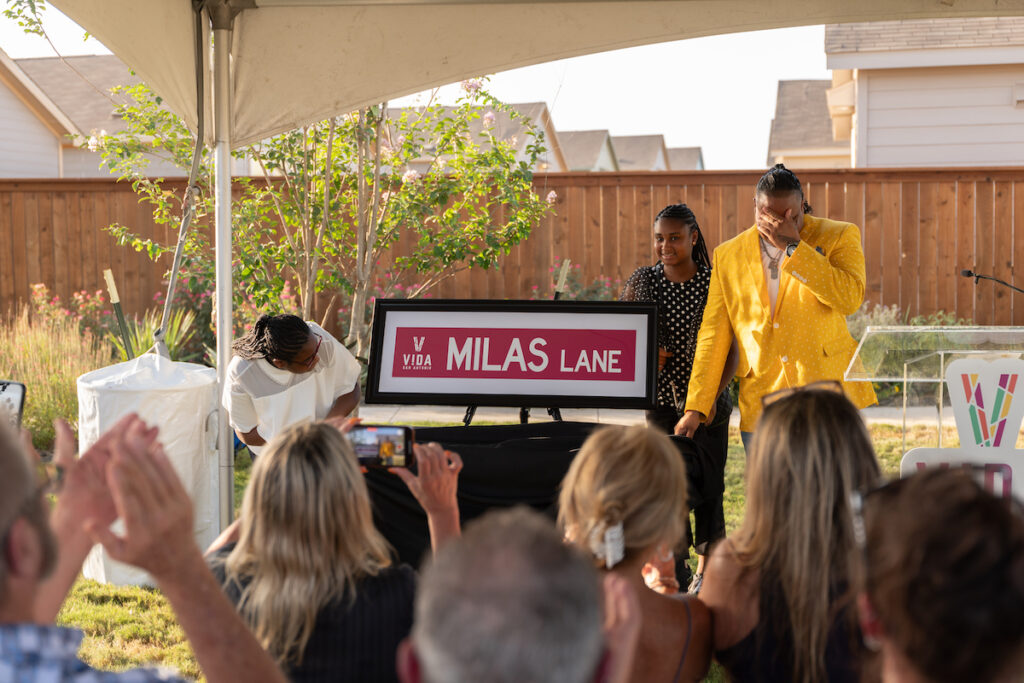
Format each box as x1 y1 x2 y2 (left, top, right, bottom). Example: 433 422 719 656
684 214 876 432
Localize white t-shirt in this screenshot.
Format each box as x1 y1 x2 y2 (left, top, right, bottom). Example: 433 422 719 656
222 322 361 454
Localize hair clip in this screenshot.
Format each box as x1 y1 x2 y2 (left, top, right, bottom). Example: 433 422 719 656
589 521 625 569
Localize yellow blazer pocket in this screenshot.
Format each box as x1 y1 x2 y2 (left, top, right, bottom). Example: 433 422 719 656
822 334 855 359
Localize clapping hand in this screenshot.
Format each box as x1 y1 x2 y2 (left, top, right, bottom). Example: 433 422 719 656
85 418 194 581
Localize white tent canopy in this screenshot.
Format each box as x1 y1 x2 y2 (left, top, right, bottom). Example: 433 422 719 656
50 0 1024 149
47 0 1024 530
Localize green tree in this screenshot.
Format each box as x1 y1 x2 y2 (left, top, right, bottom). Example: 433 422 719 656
101 81 551 357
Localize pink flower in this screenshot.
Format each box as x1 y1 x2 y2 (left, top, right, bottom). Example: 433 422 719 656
460 79 482 93
482 111 496 126
402 169 421 184
546 190 558 205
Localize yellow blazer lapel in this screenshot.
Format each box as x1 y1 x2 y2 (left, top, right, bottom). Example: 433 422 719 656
741 228 770 321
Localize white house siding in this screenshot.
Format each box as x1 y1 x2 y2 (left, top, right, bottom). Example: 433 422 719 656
862 64 1024 167
595 143 617 171
61 148 190 179
0 84 59 177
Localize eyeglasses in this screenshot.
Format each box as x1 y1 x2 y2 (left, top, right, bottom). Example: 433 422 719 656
761 379 845 408
297 333 322 369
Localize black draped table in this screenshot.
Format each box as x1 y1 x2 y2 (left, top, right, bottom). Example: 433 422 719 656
364 421 726 568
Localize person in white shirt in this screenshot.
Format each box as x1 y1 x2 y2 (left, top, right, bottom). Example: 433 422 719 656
223 314 361 456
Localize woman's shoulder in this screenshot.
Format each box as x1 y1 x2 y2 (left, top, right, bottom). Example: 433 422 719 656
699 539 761 650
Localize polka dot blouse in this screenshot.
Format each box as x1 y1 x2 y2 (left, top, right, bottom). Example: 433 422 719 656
621 263 711 412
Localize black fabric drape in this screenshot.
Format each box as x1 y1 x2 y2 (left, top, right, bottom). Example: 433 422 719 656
365 421 725 569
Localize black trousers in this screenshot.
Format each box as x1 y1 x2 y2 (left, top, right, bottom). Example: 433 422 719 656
647 392 730 557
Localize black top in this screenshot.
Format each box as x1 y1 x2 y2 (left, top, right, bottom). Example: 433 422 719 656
210 544 416 683
715 578 863 683
621 263 711 412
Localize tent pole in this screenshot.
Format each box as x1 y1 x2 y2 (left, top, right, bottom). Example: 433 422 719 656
214 24 234 531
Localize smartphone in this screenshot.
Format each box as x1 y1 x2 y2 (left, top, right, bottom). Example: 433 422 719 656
348 424 415 468
0 380 25 429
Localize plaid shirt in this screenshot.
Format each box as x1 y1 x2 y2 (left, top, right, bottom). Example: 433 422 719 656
0 624 189 682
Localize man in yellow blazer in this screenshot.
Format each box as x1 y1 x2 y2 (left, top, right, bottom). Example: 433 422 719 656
677 165 876 446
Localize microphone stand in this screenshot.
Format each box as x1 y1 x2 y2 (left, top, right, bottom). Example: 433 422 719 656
963 270 1024 296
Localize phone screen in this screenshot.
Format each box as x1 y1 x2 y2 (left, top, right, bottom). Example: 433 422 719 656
0 381 25 429
349 425 414 468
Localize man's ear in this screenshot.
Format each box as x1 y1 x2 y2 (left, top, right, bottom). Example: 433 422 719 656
857 592 884 652
396 637 422 683
267 357 287 369
5 517 43 580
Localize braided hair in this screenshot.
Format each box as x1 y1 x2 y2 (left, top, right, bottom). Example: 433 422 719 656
756 163 813 214
233 314 311 362
654 203 711 270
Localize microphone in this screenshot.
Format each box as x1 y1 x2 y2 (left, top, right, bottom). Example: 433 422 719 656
960 268 1024 295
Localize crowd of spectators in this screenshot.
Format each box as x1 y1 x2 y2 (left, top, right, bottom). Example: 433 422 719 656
1 385 1022 682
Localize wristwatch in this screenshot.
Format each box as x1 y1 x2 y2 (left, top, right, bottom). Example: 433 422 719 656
785 241 800 257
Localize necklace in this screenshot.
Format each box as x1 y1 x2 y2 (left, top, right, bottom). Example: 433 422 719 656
760 238 783 280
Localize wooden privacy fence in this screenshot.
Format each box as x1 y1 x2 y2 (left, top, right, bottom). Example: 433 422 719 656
2 168 1024 331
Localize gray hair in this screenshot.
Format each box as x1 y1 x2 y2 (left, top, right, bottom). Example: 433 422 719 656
413 507 605 683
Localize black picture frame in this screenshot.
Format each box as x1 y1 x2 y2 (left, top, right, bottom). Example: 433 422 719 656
365 299 658 409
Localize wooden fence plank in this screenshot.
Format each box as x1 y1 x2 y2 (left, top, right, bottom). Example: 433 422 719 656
901 182 919 317
975 182 995 325
993 180 1013 325
0 193 13 310
11 193 28 305
37 193 54 298
935 182 957 318
1014 182 1024 324
24 193 41 291
918 183 938 316
583 185 603 287
828 182 845 221
957 182 976 322
862 182 882 307
52 193 68 302
881 182 901 311
703 184 723 254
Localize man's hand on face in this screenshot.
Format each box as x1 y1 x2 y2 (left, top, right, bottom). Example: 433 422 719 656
756 205 801 251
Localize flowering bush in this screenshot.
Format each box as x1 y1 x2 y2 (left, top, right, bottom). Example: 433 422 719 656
529 263 622 301
30 284 115 342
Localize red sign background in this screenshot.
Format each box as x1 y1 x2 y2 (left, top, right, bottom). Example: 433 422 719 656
392 327 636 381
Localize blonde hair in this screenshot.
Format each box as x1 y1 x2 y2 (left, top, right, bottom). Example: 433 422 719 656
224 421 394 665
558 425 688 568
732 389 880 683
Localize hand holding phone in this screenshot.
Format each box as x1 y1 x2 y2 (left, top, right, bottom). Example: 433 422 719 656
0 380 25 429
348 424 415 468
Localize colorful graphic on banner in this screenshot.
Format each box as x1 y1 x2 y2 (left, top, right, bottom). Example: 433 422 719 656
959 371 1018 448
903 358 1024 500
391 327 636 381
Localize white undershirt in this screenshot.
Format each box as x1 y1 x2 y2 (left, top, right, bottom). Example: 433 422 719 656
760 238 786 316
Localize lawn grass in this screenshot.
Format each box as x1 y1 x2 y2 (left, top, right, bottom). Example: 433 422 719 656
62 423 969 681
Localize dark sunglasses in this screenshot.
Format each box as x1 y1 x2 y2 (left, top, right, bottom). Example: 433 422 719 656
761 379 845 408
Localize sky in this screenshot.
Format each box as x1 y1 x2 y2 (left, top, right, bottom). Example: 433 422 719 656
0 7 831 170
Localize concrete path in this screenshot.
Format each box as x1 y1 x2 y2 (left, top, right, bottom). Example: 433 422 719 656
358 403 957 427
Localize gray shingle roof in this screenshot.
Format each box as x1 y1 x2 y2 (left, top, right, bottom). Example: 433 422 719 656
611 135 666 171
767 80 847 158
15 55 139 135
825 17 1024 54
667 147 703 170
559 130 613 170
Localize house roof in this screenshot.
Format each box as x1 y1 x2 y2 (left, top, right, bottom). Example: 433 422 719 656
767 80 847 161
15 55 140 136
825 17 1024 54
611 135 668 171
559 129 615 170
667 146 703 170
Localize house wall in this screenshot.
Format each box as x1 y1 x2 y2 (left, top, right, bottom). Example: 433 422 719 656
594 143 617 171
61 147 193 179
861 64 1024 167
770 153 851 169
0 84 59 177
